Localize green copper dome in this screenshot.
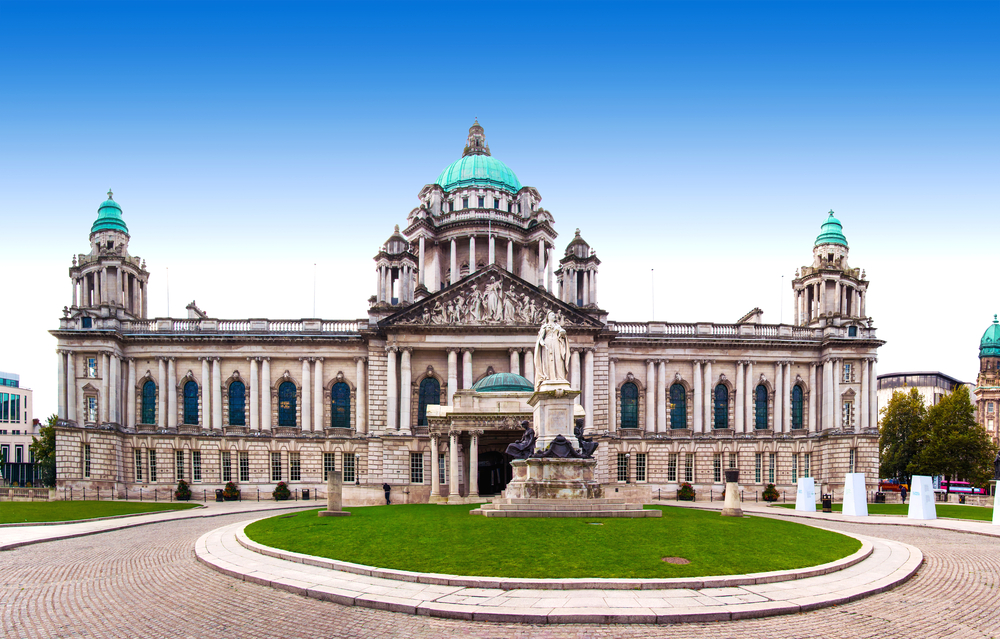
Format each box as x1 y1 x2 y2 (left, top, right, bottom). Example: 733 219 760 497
471 372 534 393
91 190 129 234
980 316 1000 358
815 211 847 247
435 154 522 194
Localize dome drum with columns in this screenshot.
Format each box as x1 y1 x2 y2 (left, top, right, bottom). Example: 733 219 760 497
51 123 884 506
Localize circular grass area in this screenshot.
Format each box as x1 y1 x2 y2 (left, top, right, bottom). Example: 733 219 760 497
244 504 861 579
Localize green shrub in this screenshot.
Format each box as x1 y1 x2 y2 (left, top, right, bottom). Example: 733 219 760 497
678 482 696 501
272 481 291 501
762 483 780 502
222 481 240 501
175 480 192 501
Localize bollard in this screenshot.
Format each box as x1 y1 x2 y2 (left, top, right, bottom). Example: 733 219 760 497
83 488 86 501
140 488 143 502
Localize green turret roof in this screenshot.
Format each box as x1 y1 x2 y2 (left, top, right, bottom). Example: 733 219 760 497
435 154 522 194
471 372 534 393
980 315 1000 358
815 211 847 247
91 190 129 234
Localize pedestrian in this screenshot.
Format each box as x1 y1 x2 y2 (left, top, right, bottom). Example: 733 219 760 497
900 484 907 503
382 482 391 505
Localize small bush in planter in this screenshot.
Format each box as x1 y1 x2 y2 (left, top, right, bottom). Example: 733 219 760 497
222 481 240 501
272 481 291 501
762 483 780 502
678 482 696 501
175 480 192 501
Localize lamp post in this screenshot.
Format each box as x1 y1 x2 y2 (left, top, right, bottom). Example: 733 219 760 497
625 453 631 484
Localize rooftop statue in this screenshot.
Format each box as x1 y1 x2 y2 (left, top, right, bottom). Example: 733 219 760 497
533 311 570 390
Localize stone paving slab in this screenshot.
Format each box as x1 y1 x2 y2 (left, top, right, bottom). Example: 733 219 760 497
194 516 923 624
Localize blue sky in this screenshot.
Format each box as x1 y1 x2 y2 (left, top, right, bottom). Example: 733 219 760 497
1 1 997 417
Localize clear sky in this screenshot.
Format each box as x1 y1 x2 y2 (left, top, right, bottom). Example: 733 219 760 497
1 1 996 418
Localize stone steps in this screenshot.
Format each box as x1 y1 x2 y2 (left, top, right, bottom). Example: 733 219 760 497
474 507 661 518
471 498 661 518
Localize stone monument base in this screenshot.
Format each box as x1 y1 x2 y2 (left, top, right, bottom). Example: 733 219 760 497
317 510 352 517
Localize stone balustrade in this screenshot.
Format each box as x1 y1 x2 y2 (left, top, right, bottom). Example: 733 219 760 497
607 321 876 340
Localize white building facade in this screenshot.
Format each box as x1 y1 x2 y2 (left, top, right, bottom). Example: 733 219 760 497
0 371 36 481
51 123 883 502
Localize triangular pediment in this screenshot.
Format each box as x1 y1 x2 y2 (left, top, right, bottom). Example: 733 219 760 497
383 265 602 330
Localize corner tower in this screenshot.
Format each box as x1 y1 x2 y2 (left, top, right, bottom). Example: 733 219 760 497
973 316 1000 443
556 229 601 308
791 212 869 328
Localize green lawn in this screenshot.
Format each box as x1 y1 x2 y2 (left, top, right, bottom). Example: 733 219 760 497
0 501 201 524
776 503 995 521
245 504 861 579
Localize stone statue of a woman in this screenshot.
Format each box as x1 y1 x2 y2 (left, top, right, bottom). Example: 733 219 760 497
533 311 570 390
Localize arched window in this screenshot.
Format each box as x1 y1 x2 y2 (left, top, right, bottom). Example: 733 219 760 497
755 384 769 429
670 383 686 429
714 384 729 429
791 384 804 429
418 377 440 426
331 382 351 429
141 380 156 424
228 381 246 426
620 382 638 428
183 380 199 425
278 381 296 427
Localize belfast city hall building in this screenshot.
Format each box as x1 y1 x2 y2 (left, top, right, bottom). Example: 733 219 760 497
52 122 883 503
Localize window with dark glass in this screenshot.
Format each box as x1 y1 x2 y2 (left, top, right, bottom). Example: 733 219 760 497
141 380 157 424
791 384 804 429
478 196 485 207
620 382 639 428
330 382 351 428
462 197 469 208
493 197 500 210
755 384 768 429
714 384 729 428
228 381 246 426
418 377 440 426
278 381 296 426
448 200 454 212
183 380 199 425
670 383 686 428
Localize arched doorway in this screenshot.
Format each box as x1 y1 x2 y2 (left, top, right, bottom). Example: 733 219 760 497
478 451 512 496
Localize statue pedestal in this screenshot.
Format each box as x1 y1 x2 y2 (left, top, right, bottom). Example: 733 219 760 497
318 471 351 517
528 379 581 451
503 458 602 500
721 469 743 517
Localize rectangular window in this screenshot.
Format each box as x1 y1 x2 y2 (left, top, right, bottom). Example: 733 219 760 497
843 363 852 382
684 453 694 483
86 396 98 422
755 452 762 483
271 452 282 482
477 196 485 207
667 453 678 482
175 450 184 481
792 454 798 483
843 401 853 427
729 452 738 469
15 445 23 463
462 197 469 209
849 448 856 474
768 452 775 484
448 200 454 212
87 357 98 378
193 451 202 482
804 452 811 478
149 449 157 482
343 453 356 483
410 452 424 484
713 454 721 483
323 452 335 482
83 444 91 478
617 453 629 482
222 451 232 482
0 444 7 463
989 402 995 414
493 197 500 210
289 452 301 481
439 453 446 485
636 453 647 482
239 452 249 482
0 392 7 421
507 202 512 213
135 449 143 482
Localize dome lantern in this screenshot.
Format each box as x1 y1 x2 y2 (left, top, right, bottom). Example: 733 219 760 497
815 210 848 247
90 189 129 235
980 315 1000 358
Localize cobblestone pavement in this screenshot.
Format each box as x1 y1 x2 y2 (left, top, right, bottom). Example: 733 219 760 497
2 514 998 639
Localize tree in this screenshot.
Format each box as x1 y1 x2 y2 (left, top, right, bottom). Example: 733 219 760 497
909 386 998 492
879 388 928 485
30 414 58 488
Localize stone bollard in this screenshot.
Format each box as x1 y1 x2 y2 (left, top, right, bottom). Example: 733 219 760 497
318 470 351 517
721 469 743 517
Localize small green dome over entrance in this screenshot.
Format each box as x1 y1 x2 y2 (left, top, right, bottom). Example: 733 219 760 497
435 154 522 194
471 372 534 393
91 190 129 234
815 211 847 247
981 315 1000 358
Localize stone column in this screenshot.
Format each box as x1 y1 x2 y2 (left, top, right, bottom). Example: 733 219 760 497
834 281 841 314
693 360 702 433
354 357 365 434
590 270 597 307
67 352 77 422
127 358 136 427
314 357 324 430
249 358 259 430
656 360 667 433
547 246 554 292
869 359 878 426
450 239 458 285
57 351 66 419
469 236 476 275
302 358 312 432
488 234 495 265
447 349 458 406
385 348 397 431
212 358 222 430
537 239 545 287
200 358 211 428
462 349 473 389
571 349 582 405
704 360 713 430
99 352 109 423
745 361 754 429
583 272 591 306
523 355 534 388
167 358 177 428
449 431 460 499
822 358 833 430
832 358 840 427
784 362 792 432
645 359 656 432
375 267 382 303
509 348 520 375
585 349 595 432
399 349 411 433
469 431 480 498
418 236 425 286
430 436 440 498
157 359 166 427
71 278 78 307
773 361 783 432
608 358 617 434
506 239 513 273
110 354 119 423
735 361 744 433
860 358 869 430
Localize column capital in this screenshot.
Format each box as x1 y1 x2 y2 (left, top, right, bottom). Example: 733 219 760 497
609 357 619 364
645 358 657 365
448 430 461 439
354 356 367 364
385 346 399 354
260 356 270 362
399 347 412 355
461 347 474 354
314 356 324 362
470 429 484 437
508 347 521 354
